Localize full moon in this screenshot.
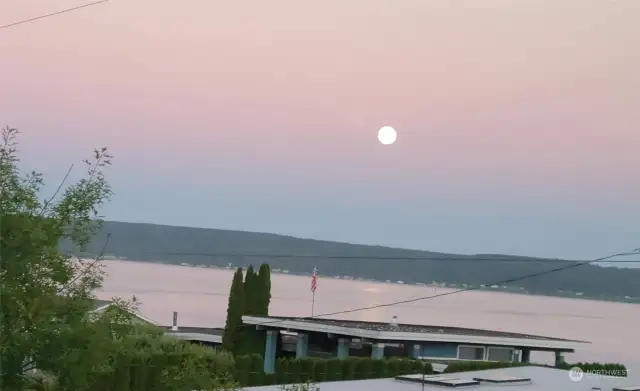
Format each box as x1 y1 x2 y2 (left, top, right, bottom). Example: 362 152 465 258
378 126 397 145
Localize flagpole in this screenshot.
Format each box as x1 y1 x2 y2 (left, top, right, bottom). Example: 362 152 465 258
311 265 317 317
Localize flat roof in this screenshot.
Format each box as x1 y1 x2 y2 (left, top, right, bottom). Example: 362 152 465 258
164 326 224 336
164 326 223 344
242 316 588 351
245 366 639 391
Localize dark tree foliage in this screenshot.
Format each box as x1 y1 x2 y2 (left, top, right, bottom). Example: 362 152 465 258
256 263 272 316
243 265 257 316
222 267 245 354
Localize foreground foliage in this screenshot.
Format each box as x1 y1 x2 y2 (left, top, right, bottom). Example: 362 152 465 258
0 126 239 391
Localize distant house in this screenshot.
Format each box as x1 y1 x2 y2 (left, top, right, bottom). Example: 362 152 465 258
90 299 160 326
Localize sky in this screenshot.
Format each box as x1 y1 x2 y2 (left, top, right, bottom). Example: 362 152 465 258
1 0 639 260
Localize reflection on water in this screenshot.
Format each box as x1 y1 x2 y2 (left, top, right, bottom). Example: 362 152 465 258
98 260 640 371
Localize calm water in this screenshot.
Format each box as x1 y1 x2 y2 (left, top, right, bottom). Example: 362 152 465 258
97 260 639 371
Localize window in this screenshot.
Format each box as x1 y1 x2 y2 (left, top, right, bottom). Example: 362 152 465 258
457 345 485 360
487 347 514 362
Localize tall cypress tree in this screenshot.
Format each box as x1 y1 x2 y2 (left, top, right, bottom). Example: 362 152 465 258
244 265 257 315
222 267 245 354
257 263 272 315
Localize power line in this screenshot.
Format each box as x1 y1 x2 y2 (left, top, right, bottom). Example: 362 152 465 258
0 0 109 30
159 251 640 264
235 249 639 330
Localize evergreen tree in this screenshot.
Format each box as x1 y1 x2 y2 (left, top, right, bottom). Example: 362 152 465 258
257 263 272 315
243 265 257 315
222 267 245 354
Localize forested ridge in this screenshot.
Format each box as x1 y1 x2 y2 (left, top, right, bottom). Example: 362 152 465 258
62 221 640 300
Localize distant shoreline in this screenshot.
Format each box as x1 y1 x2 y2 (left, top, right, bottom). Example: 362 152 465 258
100 257 640 305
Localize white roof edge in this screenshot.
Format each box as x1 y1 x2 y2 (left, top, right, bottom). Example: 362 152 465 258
90 303 161 326
241 316 587 350
168 332 222 344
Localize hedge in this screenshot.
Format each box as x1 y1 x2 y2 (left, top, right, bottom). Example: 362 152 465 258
236 356 433 385
235 355 628 386
444 360 627 378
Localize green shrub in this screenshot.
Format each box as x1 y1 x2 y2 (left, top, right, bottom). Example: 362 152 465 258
386 358 401 377
371 358 386 378
360 358 374 379
326 358 342 381
313 359 328 382
300 358 315 382
248 354 264 386
444 361 523 373
264 373 277 385
398 359 413 375
234 355 251 386
290 358 302 383
343 357 359 380
276 357 290 384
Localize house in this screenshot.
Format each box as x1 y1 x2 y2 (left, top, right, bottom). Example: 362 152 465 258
241 315 588 374
90 299 160 325
244 365 639 391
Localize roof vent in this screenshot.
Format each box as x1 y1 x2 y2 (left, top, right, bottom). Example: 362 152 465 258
473 375 531 384
396 374 480 388
390 316 398 328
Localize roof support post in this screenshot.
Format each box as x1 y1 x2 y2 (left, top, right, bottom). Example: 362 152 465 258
371 343 385 359
296 333 309 358
264 330 279 374
412 344 421 359
337 338 349 360
554 351 564 367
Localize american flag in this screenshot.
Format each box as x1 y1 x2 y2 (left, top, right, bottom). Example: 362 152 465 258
311 266 317 293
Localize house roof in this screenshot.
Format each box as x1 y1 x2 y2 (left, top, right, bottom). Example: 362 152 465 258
164 326 224 336
241 316 588 351
90 299 160 325
245 366 639 391
93 299 113 311
164 326 224 344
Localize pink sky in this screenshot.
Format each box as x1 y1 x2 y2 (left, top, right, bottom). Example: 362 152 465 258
1 0 638 258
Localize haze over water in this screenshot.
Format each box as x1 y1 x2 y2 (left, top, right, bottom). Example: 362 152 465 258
98 260 640 371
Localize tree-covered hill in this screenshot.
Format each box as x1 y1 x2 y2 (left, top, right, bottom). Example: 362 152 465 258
62 221 640 301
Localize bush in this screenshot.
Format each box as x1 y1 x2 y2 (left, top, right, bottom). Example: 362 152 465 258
342 358 359 380
371 358 386 378
360 358 374 379
264 373 277 385
248 354 265 386
326 358 342 381
313 359 328 382
398 359 413 375
234 355 251 386
290 359 302 383
444 361 524 373
300 358 315 382
386 358 401 377
276 357 290 384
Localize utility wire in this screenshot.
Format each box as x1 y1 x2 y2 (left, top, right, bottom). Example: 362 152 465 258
0 0 109 30
234 249 639 330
